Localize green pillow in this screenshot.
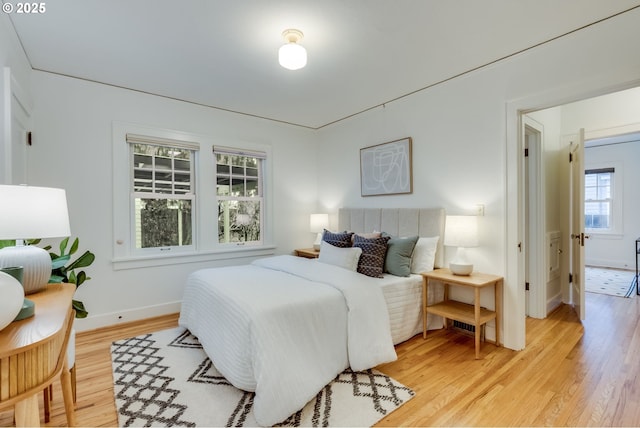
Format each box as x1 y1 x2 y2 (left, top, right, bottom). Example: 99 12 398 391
382 233 419 277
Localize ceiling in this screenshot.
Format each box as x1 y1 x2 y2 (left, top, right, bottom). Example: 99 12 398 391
6 0 640 129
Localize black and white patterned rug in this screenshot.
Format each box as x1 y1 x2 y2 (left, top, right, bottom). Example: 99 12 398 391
111 327 414 427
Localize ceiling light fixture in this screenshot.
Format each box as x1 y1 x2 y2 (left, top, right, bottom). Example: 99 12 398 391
279 29 307 70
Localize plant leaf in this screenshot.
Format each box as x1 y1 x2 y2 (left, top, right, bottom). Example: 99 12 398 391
72 299 88 318
49 275 64 283
68 270 77 284
59 237 69 255
51 254 71 270
67 251 95 270
69 237 79 255
76 271 86 287
0 240 16 249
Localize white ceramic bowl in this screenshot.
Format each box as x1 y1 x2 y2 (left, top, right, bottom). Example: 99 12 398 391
0 271 24 330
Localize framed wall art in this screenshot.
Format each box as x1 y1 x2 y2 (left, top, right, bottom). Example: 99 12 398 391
360 137 413 196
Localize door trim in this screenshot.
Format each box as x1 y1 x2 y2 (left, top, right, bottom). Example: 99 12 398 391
524 116 546 319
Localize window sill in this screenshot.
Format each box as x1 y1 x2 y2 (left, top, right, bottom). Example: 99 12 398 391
112 245 276 270
585 231 623 240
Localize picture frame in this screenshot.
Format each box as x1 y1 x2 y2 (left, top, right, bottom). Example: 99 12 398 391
360 137 413 196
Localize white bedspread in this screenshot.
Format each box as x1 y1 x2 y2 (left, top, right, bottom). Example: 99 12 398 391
179 255 397 426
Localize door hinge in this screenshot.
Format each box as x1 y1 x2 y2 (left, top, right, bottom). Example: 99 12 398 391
525 282 530 291
524 148 529 157
569 273 573 283
27 131 32 146
569 152 573 162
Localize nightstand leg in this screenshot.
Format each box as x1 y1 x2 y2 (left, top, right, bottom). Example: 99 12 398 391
422 277 428 339
474 288 481 359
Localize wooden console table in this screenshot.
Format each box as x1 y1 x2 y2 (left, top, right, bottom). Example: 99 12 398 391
0 283 76 426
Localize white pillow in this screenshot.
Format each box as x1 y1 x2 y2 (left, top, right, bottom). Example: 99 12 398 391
318 240 362 271
410 236 440 274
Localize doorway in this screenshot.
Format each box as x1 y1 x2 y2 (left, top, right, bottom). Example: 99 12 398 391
506 83 640 350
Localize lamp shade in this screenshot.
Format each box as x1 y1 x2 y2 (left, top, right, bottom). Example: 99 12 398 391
444 215 478 248
0 185 71 239
0 185 71 294
279 43 307 70
309 213 329 233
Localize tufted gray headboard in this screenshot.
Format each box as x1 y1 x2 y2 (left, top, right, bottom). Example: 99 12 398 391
338 207 446 268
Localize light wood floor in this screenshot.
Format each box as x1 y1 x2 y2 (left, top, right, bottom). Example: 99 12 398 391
2 291 639 427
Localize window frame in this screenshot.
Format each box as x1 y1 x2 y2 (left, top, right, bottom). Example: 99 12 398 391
112 122 275 270
584 161 623 237
214 146 265 247
128 136 197 254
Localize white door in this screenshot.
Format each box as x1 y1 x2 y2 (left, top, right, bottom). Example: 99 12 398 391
570 129 586 320
2 68 32 185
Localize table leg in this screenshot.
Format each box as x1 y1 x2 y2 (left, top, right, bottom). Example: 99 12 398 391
60 358 76 427
14 394 40 427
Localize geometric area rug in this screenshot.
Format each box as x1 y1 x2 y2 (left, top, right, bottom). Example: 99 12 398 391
585 266 636 298
111 327 414 427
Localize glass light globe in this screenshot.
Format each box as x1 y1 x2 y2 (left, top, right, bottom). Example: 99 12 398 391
279 43 307 70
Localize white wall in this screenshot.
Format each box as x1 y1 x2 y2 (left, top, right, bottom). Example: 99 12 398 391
28 71 320 330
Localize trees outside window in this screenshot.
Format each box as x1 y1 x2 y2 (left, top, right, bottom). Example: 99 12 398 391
215 148 264 244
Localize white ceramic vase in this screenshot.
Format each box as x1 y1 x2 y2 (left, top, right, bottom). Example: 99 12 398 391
0 271 24 330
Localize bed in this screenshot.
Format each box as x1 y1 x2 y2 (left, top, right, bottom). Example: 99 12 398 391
179 207 445 426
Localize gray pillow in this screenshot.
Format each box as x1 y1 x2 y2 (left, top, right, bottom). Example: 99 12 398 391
382 233 419 277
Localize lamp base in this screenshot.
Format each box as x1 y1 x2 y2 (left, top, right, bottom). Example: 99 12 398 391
0 245 51 294
449 263 473 276
313 232 323 251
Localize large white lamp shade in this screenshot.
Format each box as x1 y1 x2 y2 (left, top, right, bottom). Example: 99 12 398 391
444 215 479 275
310 213 329 250
0 185 71 294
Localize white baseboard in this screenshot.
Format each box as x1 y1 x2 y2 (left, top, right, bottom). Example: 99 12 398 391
73 301 182 332
547 292 563 315
586 258 635 271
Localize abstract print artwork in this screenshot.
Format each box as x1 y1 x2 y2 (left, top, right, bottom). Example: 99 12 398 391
360 137 413 196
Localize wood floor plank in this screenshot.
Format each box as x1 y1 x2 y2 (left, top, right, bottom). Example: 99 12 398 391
1 292 639 427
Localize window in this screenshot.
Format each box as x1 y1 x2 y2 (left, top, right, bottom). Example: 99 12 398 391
128 134 197 251
585 167 613 231
113 122 274 268
214 146 265 244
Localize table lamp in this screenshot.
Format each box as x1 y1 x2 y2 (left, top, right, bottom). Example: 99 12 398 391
310 213 329 250
0 185 71 308
444 215 479 275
